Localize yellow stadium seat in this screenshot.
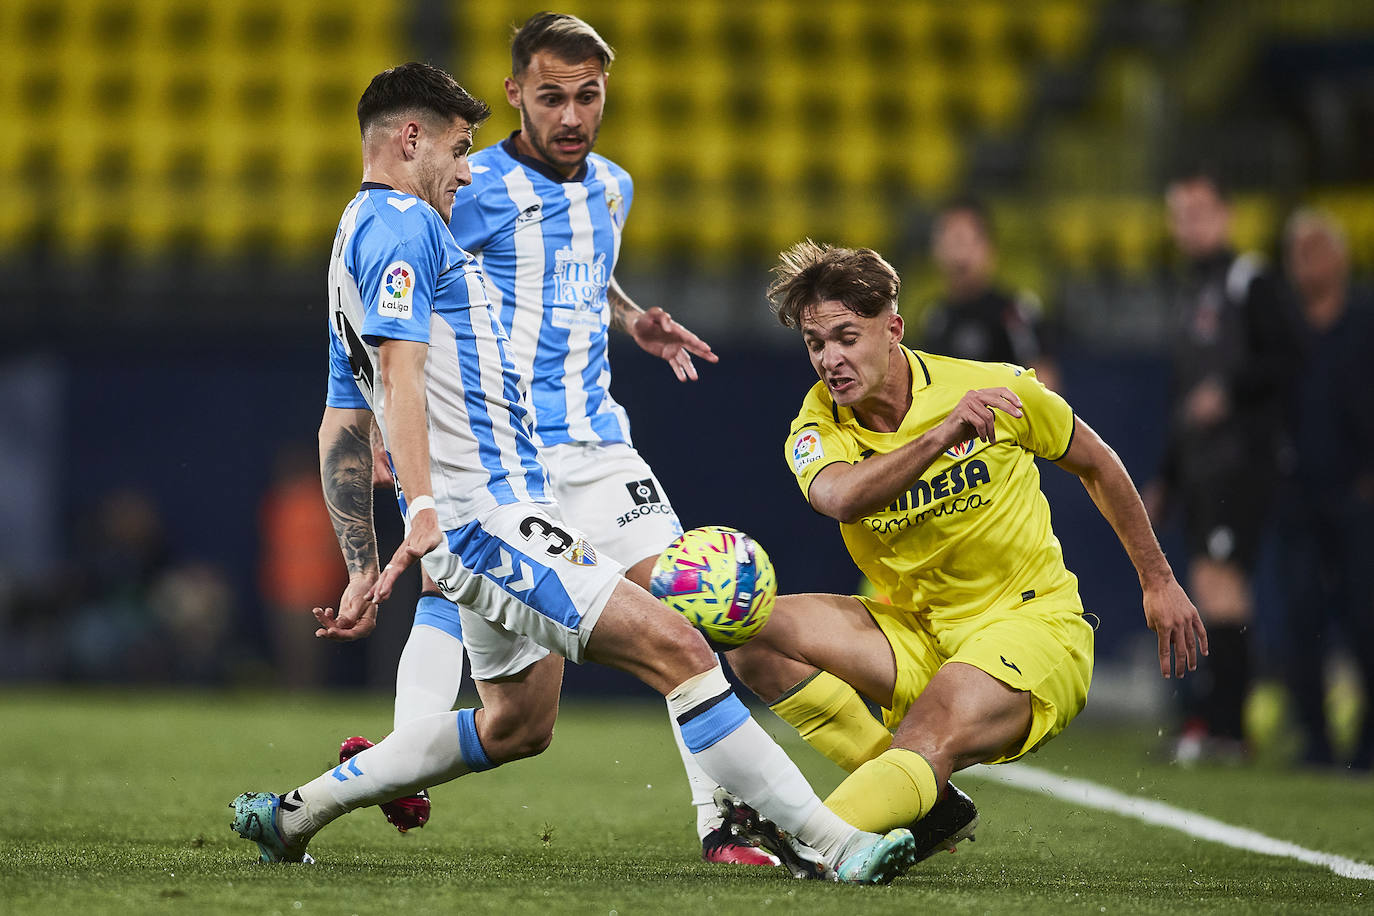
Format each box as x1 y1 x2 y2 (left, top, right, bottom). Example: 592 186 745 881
1031 0 1093 64
1048 198 1098 274
887 126 962 200
1103 196 1164 277
963 60 1026 131
959 1 1013 59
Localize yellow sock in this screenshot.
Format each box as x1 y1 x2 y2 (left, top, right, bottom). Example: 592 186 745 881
769 671 892 773
823 747 939 833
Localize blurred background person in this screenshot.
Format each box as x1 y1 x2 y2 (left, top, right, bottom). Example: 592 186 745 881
921 197 1061 391
1148 170 1295 763
1278 209 1374 772
259 442 349 689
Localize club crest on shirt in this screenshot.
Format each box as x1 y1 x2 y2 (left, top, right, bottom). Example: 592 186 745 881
378 260 414 319
792 429 824 472
945 438 977 459
563 538 598 566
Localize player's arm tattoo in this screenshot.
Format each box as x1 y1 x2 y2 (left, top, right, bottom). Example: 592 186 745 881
321 419 377 575
607 282 644 334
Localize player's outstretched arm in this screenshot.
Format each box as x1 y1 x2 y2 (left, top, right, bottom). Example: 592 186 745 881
315 406 381 640
608 276 718 381
809 387 1023 523
369 338 442 604
1053 416 1208 677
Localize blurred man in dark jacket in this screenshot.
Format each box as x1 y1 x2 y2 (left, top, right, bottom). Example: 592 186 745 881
922 197 1060 391
1278 209 1374 771
1148 171 1295 763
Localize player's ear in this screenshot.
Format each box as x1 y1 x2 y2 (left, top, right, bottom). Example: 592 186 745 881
888 310 904 342
504 76 521 110
400 121 422 160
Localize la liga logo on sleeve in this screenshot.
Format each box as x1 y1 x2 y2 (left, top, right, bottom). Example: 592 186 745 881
378 261 415 319
791 429 824 472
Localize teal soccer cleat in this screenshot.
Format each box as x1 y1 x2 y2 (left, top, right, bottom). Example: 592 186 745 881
834 828 917 885
229 792 315 864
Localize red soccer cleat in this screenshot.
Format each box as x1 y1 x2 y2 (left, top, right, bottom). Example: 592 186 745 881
338 736 431 833
701 826 782 867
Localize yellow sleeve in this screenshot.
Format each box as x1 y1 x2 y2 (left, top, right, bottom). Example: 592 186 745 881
785 406 860 504
1002 365 1076 460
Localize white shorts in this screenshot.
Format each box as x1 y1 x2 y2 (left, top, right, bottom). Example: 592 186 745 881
539 441 684 569
419 501 625 679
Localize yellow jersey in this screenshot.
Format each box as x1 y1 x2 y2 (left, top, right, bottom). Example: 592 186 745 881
786 347 1081 625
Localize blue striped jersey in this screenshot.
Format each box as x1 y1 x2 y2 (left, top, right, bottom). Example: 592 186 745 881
325 183 549 526
449 136 634 448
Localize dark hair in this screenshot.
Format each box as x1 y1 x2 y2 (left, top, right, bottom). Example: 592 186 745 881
357 62 491 136
1166 163 1229 201
936 195 995 243
511 12 614 77
767 240 901 329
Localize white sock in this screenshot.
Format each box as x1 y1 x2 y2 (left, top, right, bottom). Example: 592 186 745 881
395 623 464 727
280 708 493 841
667 667 839 844
800 802 879 865
668 702 725 840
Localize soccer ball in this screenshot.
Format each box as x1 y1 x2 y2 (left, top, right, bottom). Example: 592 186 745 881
649 526 777 648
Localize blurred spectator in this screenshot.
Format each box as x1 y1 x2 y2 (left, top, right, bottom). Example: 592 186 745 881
66 489 173 681
259 444 348 689
921 197 1061 390
1278 209 1374 771
1149 171 1296 763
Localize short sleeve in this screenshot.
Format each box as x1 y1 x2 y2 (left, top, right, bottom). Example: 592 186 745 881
784 408 860 503
1004 366 1075 459
325 325 369 409
360 224 440 347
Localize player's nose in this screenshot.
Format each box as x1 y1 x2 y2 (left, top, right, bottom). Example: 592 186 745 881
455 159 472 187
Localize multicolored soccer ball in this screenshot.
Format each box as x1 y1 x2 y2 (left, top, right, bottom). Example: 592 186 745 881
649 526 777 648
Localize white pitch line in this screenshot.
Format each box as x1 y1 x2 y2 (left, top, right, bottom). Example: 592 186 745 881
965 763 1374 881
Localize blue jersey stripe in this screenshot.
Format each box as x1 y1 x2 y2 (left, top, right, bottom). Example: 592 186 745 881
446 520 583 630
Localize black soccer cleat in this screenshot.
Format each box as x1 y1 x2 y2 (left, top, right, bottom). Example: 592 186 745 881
712 788 832 880
908 782 979 862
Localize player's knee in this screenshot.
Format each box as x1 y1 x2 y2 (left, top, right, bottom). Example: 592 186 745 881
723 640 786 701
480 707 556 763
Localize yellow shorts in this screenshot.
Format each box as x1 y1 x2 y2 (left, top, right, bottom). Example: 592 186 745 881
859 593 1095 764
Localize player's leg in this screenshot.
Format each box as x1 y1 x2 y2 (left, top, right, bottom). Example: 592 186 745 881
548 443 774 865
395 571 466 726
826 605 1093 834
584 581 916 882
232 648 564 863
728 594 899 770
728 594 982 858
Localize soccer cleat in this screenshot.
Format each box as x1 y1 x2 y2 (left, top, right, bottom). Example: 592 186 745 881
908 782 979 862
701 825 782 867
712 788 831 880
834 828 917 885
229 792 315 864
339 736 431 832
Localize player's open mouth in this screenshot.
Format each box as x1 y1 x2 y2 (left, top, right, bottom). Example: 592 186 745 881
554 136 585 153
828 377 854 393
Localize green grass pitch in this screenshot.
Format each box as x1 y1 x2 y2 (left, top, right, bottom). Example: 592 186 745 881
3 688 1371 914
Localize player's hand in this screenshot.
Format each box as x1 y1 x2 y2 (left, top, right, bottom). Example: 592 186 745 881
630 307 719 381
313 571 380 641
1142 576 1209 678
935 388 1023 449
369 510 443 603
